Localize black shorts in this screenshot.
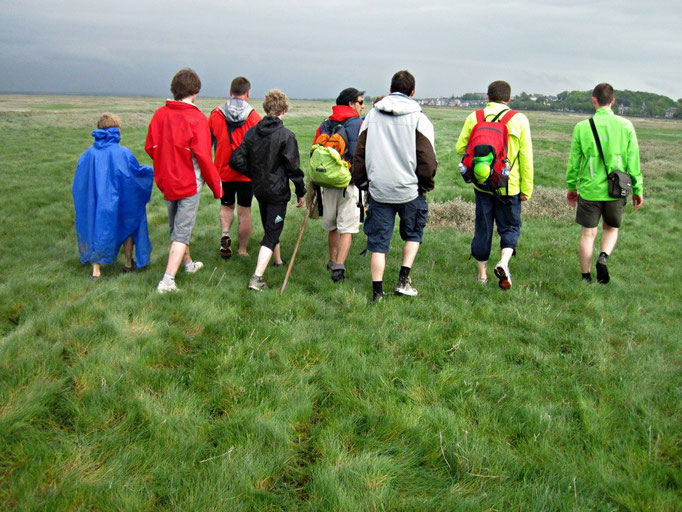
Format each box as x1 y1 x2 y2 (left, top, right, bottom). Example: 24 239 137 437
576 197 626 228
258 200 287 250
220 181 253 208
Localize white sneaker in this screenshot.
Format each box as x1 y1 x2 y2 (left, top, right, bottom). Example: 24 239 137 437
493 262 512 290
184 261 204 273
157 280 179 294
395 276 418 296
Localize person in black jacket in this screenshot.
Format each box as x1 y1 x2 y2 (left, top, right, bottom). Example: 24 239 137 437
230 89 306 291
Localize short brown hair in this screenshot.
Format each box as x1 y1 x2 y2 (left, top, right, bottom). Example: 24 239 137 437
230 76 251 97
592 83 614 106
171 68 201 101
488 81 511 103
97 112 120 129
390 70 415 96
263 89 289 116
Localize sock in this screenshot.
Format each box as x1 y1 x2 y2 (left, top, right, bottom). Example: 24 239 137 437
582 272 592 282
399 266 411 279
599 251 609 262
222 231 230 236
372 280 383 295
162 272 175 285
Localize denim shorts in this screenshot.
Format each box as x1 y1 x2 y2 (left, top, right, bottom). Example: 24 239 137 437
364 195 428 254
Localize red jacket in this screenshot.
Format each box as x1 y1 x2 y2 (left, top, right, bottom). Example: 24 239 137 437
145 101 222 201
209 105 261 182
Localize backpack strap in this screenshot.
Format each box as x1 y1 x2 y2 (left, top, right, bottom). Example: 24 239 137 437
499 109 518 126
589 117 608 172
475 109 486 123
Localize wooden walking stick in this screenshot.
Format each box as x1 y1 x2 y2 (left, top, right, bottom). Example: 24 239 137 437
280 203 311 294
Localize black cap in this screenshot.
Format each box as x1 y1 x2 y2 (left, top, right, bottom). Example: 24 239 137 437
336 87 365 106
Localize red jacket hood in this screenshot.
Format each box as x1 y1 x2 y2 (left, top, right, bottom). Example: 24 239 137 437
329 105 359 122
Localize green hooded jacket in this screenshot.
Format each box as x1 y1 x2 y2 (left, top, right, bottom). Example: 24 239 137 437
566 107 643 201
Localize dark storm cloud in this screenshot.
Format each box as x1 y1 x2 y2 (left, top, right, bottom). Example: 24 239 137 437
1 0 680 99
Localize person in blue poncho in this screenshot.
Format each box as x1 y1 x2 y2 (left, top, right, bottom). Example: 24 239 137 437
72 113 154 279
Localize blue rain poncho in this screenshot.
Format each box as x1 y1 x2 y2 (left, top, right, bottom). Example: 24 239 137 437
72 127 154 267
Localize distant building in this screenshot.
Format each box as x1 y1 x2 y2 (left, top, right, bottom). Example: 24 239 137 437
665 107 677 118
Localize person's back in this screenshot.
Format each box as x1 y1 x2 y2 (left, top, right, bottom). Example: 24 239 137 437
313 87 365 282
568 108 640 202
455 102 533 200
358 92 436 203
565 83 643 284
73 113 153 278
208 76 261 258
352 70 437 303
229 89 306 291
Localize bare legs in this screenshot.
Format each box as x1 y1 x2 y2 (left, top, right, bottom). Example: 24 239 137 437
328 229 352 267
220 204 252 256
580 222 619 273
370 241 420 281
165 241 192 277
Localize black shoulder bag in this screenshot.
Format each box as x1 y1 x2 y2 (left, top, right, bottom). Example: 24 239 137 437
589 118 632 199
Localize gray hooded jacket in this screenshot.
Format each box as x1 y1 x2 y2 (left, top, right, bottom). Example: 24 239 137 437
352 93 437 204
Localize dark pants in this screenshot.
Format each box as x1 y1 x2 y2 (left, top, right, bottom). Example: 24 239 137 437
471 190 522 262
257 200 287 250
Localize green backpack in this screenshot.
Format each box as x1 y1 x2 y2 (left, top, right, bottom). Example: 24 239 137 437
308 121 352 188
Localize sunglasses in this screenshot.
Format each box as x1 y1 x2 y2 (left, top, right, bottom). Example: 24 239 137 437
355 99 364 105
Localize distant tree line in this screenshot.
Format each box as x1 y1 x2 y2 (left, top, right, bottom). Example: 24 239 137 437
509 90 682 118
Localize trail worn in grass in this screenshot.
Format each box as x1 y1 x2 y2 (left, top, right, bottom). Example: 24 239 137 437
0 95 680 511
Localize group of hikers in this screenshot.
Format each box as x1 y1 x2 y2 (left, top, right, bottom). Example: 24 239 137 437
72 68 644 302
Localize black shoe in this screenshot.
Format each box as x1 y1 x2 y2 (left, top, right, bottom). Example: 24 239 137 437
596 253 610 284
220 235 232 259
122 259 136 273
273 259 286 267
331 269 345 282
582 273 592 283
371 291 386 304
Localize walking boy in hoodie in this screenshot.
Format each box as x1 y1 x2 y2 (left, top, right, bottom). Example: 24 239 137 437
229 89 306 291
352 70 438 303
145 68 222 293
209 76 261 258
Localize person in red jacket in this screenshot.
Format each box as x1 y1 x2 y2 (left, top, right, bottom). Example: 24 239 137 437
145 68 222 294
208 76 261 259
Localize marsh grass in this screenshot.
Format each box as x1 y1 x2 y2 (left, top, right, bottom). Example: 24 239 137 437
0 96 680 511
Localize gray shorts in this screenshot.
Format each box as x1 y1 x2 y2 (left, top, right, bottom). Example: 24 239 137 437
167 191 201 244
576 196 626 228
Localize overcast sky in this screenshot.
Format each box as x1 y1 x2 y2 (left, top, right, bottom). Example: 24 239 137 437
1 0 680 100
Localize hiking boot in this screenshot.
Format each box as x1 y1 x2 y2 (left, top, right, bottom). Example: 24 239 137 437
494 263 512 290
331 269 345 282
596 253 610 284
582 273 592 283
220 234 232 259
395 276 418 296
371 291 386 304
184 261 204 273
157 280 179 294
247 274 267 291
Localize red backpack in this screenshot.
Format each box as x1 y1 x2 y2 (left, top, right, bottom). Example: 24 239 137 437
460 109 517 193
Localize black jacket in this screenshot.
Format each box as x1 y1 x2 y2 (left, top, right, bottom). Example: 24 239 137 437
229 116 306 203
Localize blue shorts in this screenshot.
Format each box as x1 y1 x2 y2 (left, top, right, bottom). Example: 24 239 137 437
364 195 428 254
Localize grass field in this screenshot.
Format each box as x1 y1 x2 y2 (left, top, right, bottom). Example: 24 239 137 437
0 94 680 511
